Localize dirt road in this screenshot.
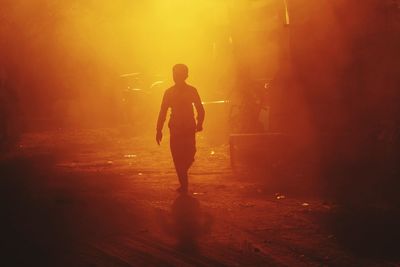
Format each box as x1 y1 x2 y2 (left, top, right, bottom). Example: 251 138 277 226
0 129 397 266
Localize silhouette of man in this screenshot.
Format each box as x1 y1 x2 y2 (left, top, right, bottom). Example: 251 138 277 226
156 64 205 193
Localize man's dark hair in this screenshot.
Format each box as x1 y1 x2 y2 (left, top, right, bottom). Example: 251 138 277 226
173 64 188 80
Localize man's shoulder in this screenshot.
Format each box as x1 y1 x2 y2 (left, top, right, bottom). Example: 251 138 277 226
185 84 198 94
186 84 196 90
164 86 175 95
165 84 197 92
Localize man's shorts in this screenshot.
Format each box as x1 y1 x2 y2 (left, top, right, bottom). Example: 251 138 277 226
169 129 196 171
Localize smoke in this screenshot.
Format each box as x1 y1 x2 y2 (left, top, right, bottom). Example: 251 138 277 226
0 1 238 131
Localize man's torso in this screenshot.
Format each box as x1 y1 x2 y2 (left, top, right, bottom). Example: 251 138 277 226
165 84 197 132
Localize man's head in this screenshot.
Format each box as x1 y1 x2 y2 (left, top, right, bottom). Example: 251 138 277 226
172 64 188 84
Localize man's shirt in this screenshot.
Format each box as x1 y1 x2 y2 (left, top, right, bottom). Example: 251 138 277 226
157 83 205 133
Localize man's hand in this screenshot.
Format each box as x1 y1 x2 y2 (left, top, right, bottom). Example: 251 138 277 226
196 124 203 132
156 130 162 145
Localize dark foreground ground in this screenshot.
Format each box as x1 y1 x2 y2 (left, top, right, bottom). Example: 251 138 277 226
1 128 399 267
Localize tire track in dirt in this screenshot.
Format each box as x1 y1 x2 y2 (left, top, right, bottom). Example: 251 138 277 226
88 236 230 267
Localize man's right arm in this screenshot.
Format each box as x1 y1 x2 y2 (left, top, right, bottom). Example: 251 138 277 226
156 91 169 144
157 91 169 131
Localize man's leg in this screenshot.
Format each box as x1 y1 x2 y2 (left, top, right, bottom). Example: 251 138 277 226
170 131 196 193
176 165 189 193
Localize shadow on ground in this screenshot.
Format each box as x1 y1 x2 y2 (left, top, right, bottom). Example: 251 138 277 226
158 194 214 254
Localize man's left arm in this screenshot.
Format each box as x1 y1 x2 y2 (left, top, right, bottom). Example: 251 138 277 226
193 89 205 132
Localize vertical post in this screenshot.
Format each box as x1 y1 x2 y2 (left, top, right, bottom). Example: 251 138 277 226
229 134 236 169
283 0 290 26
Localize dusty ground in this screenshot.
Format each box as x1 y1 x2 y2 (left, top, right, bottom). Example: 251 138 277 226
1 128 399 266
